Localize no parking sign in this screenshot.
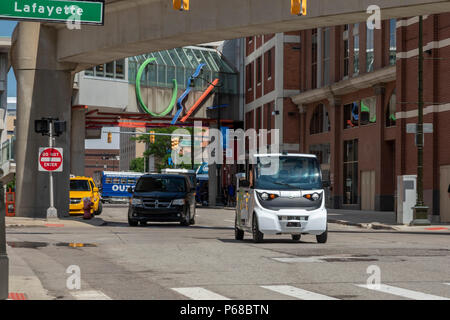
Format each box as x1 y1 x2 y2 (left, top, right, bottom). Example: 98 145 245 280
39 147 63 172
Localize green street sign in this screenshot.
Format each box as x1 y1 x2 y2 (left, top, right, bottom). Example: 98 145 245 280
0 0 104 25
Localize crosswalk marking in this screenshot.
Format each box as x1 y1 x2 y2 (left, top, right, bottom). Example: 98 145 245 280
70 290 112 300
355 284 450 300
445 283 450 286
261 285 339 300
172 287 230 300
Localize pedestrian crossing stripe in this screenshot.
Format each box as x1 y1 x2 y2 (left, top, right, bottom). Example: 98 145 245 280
171 283 450 300
172 287 230 300
355 284 450 300
261 285 339 300
70 290 112 300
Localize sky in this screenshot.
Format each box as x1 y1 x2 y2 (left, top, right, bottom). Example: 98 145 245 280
0 20 17 97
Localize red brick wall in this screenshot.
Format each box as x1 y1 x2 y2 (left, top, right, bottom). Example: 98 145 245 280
246 37 254 56
284 43 301 90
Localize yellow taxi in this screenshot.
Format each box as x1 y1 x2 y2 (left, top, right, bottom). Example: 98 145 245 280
69 176 102 215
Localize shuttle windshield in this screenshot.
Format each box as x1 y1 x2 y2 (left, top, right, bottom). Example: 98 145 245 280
255 156 322 191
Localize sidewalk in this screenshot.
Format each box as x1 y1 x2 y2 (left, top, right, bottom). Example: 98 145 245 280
7 246 55 300
327 208 450 232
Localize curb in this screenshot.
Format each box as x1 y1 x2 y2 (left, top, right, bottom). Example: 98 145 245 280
328 219 395 230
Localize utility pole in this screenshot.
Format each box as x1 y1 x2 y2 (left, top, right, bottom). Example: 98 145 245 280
411 15 430 225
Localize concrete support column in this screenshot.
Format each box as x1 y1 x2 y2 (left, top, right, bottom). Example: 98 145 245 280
328 95 342 209
11 22 76 218
373 84 392 211
70 107 86 176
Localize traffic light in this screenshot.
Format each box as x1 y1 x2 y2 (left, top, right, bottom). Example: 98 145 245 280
171 137 180 150
291 0 307 16
107 132 112 143
173 0 189 11
149 131 155 144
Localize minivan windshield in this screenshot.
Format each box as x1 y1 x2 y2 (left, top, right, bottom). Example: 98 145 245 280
70 180 91 191
135 176 186 193
255 156 322 190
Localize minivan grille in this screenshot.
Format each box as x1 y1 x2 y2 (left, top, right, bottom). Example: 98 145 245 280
143 198 171 208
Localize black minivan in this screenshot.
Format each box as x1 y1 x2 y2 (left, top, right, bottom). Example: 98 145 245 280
128 174 196 226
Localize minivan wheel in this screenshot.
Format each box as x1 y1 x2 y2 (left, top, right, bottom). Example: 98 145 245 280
128 217 138 227
291 234 301 241
235 215 244 240
316 229 328 244
252 214 264 243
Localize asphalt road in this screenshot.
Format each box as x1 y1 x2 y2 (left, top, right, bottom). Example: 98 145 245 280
5 205 450 300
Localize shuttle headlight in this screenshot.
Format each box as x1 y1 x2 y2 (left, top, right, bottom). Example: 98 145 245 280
304 192 321 201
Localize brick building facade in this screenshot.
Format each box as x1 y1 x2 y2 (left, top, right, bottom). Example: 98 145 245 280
84 149 120 181
244 14 450 222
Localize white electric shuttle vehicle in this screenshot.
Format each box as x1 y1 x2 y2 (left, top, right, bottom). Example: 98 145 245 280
235 153 328 243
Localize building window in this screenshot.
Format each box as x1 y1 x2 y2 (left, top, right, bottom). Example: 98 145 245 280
343 139 358 205
344 102 359 129
322 28 331 86
353 23 359 75
246 63 253 90
267 49 272 79
87 59 126 79
115 59 125 79
366 27 374 72
360 97 376 125
343 25 349 78
386 89 397 127
106 62 114 78
310 104 330 135
95 64 104 77
389 19 397 66
257 56 262 84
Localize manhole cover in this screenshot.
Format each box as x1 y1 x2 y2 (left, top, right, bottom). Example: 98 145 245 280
7 241 48 249
55 242 97 248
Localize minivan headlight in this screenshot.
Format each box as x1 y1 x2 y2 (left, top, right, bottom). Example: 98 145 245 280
172 199 185 206
131 198 143 206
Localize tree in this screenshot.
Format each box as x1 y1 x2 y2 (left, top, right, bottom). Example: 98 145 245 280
130 157 144 172
132 127 194 172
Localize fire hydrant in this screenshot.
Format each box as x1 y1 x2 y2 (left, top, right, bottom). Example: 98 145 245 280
83 197 94 220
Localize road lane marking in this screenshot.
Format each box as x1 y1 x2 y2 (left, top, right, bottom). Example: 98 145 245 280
172 287 230 300
70 290 112 300
445 283 450 286
272 257 324 263
355 284 450 300
224 219 234 223
261 285 339 300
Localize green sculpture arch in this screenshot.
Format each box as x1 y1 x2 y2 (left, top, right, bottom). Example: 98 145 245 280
135 57 178 117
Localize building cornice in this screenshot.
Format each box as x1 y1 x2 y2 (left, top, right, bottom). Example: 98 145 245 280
291 66 396 106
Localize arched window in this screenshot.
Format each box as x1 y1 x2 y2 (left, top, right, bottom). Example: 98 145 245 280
310 104 330 134
386 89 396 127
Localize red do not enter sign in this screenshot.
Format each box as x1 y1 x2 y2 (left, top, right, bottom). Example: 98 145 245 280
39 147 63 172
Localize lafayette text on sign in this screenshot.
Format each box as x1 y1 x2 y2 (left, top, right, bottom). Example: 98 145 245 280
0 0 104 25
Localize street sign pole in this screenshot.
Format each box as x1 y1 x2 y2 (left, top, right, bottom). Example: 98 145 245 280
411 15 430 226
47 122 58 219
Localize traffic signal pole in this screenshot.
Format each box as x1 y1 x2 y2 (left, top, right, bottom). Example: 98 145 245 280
47 122 58 219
